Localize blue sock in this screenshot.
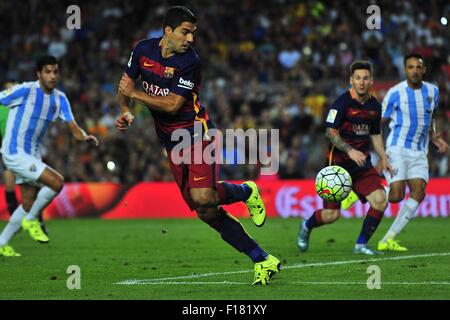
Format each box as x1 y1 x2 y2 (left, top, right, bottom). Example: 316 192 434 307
217 182 252 205
305 210 324 230
208 207 267 262
356 208 383 244
249 246 269 263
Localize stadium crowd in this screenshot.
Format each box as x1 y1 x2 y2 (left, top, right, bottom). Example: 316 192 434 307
0 0 449 184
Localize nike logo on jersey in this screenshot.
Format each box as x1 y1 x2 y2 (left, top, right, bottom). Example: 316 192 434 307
193 176 206 181
143 61 154 67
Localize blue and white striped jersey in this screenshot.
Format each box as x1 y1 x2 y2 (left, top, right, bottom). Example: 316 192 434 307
382 80 439 153
0 81 74 157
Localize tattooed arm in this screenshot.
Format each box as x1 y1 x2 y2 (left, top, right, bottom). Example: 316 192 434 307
325 127 353 153
325 127 367 167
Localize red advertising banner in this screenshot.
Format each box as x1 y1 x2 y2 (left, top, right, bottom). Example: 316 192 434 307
0 179 449 220
265 179 450 218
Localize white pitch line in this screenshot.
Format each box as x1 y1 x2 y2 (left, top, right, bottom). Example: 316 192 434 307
282 252 450 270
119 281 450 286
132 281 246 285
116 270 251 285
291 281 450 286
115 252 450 285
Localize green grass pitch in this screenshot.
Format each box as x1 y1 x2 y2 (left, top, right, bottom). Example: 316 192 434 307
1 217 449 300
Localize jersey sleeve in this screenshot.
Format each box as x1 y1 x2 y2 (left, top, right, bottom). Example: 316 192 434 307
170 59 200 98
325 98 345 129
58 93 75 122
0 83 29 108
124 41 143 80
382 88 398 118
433 86 439 110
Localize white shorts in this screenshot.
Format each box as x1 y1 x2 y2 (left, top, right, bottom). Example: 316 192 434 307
2 152 47 186
384 146 429 184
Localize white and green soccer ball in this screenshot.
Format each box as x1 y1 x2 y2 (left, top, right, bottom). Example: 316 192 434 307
315 165 353 202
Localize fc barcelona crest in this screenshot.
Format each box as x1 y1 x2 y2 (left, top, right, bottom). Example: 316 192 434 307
164 67 175 78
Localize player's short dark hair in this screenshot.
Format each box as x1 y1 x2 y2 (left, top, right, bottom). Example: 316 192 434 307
163 6 196 31
403 53 425 66
349 60 373 76
36 56 58 72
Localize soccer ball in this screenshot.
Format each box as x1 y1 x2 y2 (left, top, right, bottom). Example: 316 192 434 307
315 165 352 202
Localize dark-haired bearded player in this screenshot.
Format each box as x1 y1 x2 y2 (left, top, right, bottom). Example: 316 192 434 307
115 6 281 285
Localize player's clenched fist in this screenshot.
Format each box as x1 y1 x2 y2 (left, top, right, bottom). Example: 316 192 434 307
115 111 135 131
432 137 448 154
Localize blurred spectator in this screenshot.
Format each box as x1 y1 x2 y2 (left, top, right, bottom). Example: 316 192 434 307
0 0 448 183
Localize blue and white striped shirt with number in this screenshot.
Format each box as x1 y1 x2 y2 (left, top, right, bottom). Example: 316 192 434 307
0 81 74 158
382 80 439 153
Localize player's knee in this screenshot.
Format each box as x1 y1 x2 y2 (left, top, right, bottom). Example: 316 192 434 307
191 195 214 208
49 175 64 193
5 183 15 192
53 183 63 194
371 196 388 212
191 190 216 208
196 207 219 223
389 190 405 203
322 210 340 223
372 201 387 212
410 190 425 203
57 175 64 190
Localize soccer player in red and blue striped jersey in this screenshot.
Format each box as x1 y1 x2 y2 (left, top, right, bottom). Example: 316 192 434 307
116 6 280 285
297 61 394 255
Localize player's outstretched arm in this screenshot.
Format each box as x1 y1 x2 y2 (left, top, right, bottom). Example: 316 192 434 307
119 73 186 114
431 136 448 154
430 117 448 154
0 83 27 108
326 127 366 167
370 134 387 159
116 89 135 132
68 121 99 146
370 134 394 176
